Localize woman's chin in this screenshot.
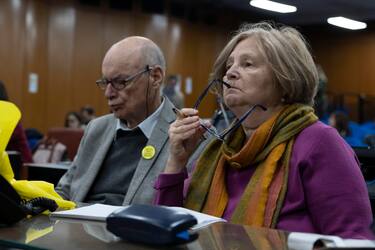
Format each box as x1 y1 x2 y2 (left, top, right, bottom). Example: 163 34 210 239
225 98 247 110
224 96 238 107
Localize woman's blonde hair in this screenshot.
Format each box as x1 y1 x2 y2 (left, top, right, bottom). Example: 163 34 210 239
211 22 318 106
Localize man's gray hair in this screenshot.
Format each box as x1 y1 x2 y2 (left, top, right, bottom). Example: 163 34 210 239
142 43 166 72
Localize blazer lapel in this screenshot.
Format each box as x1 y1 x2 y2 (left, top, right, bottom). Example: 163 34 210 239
123 98 175 204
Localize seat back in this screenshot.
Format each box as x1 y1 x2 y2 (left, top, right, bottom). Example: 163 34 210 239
353 147 375 219
6 151 22 179
354 147 375 181
47 128 84 161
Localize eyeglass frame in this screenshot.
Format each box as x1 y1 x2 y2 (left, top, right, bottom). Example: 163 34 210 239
96 65 151 91
193 79 267 141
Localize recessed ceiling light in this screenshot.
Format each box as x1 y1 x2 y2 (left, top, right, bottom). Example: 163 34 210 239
327 16 367 30
249 0 297 13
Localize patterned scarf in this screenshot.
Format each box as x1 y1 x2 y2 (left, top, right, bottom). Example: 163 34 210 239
184 104 317 227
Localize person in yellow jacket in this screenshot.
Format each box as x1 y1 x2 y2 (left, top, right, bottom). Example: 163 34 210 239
0 100 75 211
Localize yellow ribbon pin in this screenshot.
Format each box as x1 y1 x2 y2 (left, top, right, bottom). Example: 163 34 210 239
142 145 156 160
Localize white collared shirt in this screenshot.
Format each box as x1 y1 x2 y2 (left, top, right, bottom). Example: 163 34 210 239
115 98 165 139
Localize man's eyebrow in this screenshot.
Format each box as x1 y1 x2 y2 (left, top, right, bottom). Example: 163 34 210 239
104 74 128 80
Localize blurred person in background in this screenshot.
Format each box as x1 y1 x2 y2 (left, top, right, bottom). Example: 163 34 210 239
329 111 366 147
162 75 184 109
314 64 328 119
0 81 33 163
80 105 96 125
64 111 84 129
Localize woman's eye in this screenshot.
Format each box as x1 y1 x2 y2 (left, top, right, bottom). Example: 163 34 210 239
244 62 252 67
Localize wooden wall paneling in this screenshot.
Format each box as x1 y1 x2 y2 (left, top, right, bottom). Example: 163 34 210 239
45 1 76 130
0 0 26 111
70 5 104 118
194 26 228 118
135 13 170 51
311 32 375 96
164 19 183 76
344 40 362 93
102 9 136 54
358 35 375 95
22 0 49 131
326 40 355 93
1 1 239 129
171 21 200 109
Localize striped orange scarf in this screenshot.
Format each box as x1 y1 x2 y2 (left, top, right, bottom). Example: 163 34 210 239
184 104 317 227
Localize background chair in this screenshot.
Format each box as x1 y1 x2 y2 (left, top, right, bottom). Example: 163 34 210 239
353 147 375 219
47 127 84 161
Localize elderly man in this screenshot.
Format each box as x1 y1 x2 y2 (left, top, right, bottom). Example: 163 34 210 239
56 37 195 205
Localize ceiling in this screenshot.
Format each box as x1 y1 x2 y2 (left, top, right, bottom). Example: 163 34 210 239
217 0 375 26
90 0 375 28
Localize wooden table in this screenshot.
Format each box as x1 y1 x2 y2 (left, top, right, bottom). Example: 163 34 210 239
0 214 290 250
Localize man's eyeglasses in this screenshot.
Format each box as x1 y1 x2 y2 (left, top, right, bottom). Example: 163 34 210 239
96 65 151 91
194 79 267 141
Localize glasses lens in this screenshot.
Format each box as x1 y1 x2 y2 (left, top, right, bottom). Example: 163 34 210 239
111 80 126 91
96 67 149 91
96 79 107 90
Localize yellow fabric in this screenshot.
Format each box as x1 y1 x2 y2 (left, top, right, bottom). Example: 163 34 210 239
185 104 317 227
0 101 75 211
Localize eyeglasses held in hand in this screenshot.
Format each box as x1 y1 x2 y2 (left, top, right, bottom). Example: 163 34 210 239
96 65 151 91
194 79 267 141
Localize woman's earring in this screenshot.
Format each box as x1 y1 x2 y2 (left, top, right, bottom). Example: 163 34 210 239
281 97 286 103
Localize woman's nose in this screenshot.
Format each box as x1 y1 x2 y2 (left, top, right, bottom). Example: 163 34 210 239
226 65 239 80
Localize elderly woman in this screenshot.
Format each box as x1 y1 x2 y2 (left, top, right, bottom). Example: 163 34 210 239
154 22 373 239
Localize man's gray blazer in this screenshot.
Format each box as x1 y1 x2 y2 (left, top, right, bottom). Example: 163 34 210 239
56 98 203 205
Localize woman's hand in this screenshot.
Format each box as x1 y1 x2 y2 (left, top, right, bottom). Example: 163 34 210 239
164 108 207 174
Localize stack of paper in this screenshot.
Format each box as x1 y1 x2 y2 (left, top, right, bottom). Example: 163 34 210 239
50 204 226 230
50 204 123 221
169 206 226 230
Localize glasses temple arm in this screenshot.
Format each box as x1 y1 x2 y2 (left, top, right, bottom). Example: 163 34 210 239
125 65 151 82
217 79 231 89
193 80 216 109
193 79 231 109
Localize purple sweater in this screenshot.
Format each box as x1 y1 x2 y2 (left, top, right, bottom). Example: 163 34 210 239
154 122 374 239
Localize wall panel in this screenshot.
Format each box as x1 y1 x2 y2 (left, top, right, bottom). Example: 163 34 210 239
70 6 105 119
0 0 26 108
310 31 375 96
45 1 76 128
22 0 48 130
4 0 375 133
1 0 232 132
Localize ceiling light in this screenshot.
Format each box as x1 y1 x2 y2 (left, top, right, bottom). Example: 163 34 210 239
249 0 297 13
327 16 367 30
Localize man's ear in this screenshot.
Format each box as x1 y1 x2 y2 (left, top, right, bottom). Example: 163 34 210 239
149 66 164 88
